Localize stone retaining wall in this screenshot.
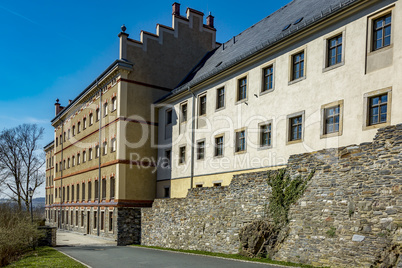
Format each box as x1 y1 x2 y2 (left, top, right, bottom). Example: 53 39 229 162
142 173 271 253
141 125 402 267
117 208 142 246
276 125 402 267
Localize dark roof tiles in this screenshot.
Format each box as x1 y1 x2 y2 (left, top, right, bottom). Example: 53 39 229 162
165 0 362 100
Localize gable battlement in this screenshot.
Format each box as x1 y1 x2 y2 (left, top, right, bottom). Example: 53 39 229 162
118 2 218 89
121 3 216 53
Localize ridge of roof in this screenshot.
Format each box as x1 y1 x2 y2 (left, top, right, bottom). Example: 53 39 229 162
159 0 365 103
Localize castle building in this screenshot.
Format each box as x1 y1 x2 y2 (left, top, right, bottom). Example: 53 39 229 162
45 0 401 243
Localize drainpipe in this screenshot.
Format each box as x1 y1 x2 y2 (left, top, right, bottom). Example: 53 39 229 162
60 120 64 229
188 86 195 189
97 80 102 237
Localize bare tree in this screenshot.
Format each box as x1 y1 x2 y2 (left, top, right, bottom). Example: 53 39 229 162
0 124 45 211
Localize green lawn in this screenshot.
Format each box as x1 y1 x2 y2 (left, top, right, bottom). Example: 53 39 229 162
7 247 86 268
132 245 324 268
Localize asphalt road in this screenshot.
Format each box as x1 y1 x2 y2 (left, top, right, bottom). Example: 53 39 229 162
57 246 285 268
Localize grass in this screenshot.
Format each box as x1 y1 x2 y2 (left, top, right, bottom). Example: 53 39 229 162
7 247 86 268
132 245 325 268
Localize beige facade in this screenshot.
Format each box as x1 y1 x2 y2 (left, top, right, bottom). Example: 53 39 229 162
45 0 401 238
157 0 401 198
45 3 217 240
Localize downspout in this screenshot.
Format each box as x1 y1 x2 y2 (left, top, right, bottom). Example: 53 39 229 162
97 80 102 237
60 120 64 229
188 86 195 190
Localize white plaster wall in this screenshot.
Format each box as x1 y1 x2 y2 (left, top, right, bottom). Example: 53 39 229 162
157 0 402 181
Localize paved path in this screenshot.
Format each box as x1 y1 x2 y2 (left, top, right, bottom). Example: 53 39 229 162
56 230 116 246
57 246 286 268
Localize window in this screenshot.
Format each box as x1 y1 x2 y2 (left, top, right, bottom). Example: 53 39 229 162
67 186 70 202
160 186 169 198
103 102 108 117
111 138 116 152
215 136 224 157
77 153 81 165
71 185 74 202
81 211 84 227
63 132 66 142
166 109 172 125
72 156 75 167
324 106 340 134
56 137 58 147
216 87 225 109
262 66 273 92
326 35 343 67
288 112 304 142
111 97 117 111
88 181 92 201
109 212 113 231
260 123 272 147
93 211 97 229
238 77 247 101
292 51 304 80
197 141 205 160
110 177 115 199
102 179 106 200
321 100 344 138
179 146 186 164
103 142 107 155
95 180 99 200
199 95 207 116
195 184 203 188
235 130 246 152
77 122 81 133
368 94 388 125
83 150 86 163
96 108 100 122
95 145 100 158
89 148 93 160
72 126 75 136
89 113 93 125
165 149 171 167
82 183 85 201
76 184 80 202
213 182 222 187
68 129 70 140
180 103 187 123
56 163 58 172
373 14 391 51
67 158 70 169
83 117 87 129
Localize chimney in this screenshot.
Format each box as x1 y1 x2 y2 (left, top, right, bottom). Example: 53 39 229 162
68 99 72 104
118 25 129 60
172 2 180 16
55 99 61 116
207 12 214 28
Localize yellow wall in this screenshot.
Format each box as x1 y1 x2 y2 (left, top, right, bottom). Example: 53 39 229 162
160 165 285 198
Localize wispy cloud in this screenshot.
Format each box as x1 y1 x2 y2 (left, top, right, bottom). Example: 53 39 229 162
0 4 73 41
25 117 49 124
0 115 48 125
0 4 40 26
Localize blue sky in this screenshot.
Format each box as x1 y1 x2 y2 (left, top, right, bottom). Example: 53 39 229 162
0 0 287 195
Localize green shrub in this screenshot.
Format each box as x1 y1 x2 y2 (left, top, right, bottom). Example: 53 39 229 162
0 203 43 266
267 168 315 227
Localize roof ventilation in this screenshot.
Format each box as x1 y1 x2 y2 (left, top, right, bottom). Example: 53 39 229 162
282 24 291 31
215 61 223 68
293 17 304 25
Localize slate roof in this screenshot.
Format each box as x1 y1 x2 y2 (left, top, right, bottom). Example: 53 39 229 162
161 0 364 102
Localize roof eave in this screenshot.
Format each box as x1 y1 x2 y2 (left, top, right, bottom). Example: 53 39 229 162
51 59 133 125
